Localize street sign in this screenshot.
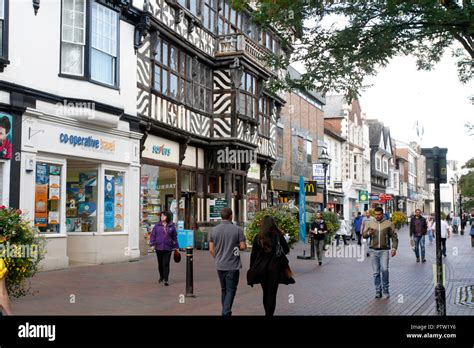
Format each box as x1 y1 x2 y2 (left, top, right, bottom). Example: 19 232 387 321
209 198 227 219
422 147 448 184
359 190 369 202
178 229 194 249
304 181 317 196
312 163 325 181
334 182 343 189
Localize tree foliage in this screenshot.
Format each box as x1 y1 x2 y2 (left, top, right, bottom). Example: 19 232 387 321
460 158 474 211
234 0 474 99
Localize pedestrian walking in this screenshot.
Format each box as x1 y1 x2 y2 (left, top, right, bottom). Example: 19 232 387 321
432 216 452 257
427 214 434 244
209 208 246 316
362 207 398 299
451 214 460 234
0 258 13 315
409 209 428 263
335 217 350 247
149 211 179 286
310 212 328 266
469 211 474 247
361 210 375 257
460 213 467 235
247 215 294 316
353 212 363 246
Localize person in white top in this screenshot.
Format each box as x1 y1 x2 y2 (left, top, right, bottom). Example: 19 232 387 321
432 217 452 257
335 218 350 247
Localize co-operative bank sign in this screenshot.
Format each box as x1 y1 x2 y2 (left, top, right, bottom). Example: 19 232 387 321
59 133 116 153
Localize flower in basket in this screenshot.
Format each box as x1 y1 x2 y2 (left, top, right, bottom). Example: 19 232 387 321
0 207 45 298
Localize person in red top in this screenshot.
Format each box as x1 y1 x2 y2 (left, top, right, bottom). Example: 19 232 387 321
0 116 12 160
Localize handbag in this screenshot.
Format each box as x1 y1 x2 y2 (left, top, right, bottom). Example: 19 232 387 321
173 249 181 263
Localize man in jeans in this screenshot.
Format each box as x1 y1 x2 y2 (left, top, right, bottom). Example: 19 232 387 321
363 207 398 299
310 212 328 266
410 209 427 263
209 207 246 316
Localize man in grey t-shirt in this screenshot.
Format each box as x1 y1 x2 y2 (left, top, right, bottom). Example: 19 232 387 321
209 207 246 316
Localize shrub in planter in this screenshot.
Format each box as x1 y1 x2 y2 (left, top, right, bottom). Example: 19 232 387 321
246 207 299 247
391 211 407 229
0 207 45 298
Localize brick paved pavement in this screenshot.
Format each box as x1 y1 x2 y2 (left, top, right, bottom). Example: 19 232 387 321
10 227 474 315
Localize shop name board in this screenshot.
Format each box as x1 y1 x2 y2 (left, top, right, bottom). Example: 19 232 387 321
334 182 343 189
304 181 317 196
59 133 115 152
369 194 380 201
152 145 171 156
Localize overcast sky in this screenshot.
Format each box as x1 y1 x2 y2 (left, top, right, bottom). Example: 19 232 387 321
359 52 473 168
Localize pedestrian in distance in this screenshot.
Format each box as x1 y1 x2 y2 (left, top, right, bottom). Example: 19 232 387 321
469 211 474 247
460 212 467 235
247 215 294 316
310 212 328 266
335 216 349 247
353 212 363 246
209 207 246 316
0 258 13 315
427 214 434 244
361 210 375 257
451 214 460 234
362 207 398 299
410 209 428 263
432 216 452 257
149 211 179 286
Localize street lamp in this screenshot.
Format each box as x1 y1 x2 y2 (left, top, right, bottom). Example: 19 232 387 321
449 177 456 214
319 148 332 211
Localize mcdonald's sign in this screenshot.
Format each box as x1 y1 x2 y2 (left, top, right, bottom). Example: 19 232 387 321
304 181 317 196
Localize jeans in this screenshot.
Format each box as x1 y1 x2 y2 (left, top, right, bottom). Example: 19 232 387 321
335 234 348 246
370 249 390 294
217 270 240 316
155 250 172 281
414 235 425 259
261 277 279 316
441 238 447 256
313 239 325 262
355 231 362 246
428 229 433 242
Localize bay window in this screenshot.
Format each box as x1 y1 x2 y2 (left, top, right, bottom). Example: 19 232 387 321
60 0 119 87
239 72 257 119
258 96 271 137
154 37 212 113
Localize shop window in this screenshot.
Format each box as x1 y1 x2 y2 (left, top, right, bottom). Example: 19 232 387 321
66 168 98 232
247 182 259 221
35 163 62 233
104 170 124 232
140 165 177 232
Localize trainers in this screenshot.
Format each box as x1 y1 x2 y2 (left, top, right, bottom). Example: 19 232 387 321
422 259 426 263
382 292 390 299
318 261 322 266
158 278 163 283
416 258 420 262
164 281 169 286
375 293 382 299
366 253 370 257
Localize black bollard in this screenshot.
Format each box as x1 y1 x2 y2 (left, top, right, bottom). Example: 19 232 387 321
185 247 196 298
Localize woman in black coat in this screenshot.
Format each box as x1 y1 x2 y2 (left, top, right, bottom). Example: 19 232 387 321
248 215 294 316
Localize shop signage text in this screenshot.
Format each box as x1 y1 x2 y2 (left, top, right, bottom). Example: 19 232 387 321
152 144 171 156
59 133 115 152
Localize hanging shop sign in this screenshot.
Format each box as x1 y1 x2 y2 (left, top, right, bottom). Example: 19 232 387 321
359 191 369 202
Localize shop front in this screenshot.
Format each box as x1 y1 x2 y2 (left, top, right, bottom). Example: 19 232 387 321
328 191 344 215
140 134 204 254
0 112 12 207
20 112 142 270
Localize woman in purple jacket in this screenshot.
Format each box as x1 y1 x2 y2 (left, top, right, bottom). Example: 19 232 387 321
149 211 179 286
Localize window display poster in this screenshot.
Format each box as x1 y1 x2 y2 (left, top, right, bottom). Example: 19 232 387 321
49 175 60 200
79 172 97 187
0 113 12 160
78 202 97 217
36 163 49 185
66 218 82 232
48 211 59 224
35 184 48 227
50 165 61 175
104 175 115 229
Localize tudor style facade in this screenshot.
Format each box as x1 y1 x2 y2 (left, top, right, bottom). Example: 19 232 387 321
131 0 287 245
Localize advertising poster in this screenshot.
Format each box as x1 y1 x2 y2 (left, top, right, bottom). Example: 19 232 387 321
79 172 97 187
104 175 115 229
36 163 49 185
50 165 61 175
49 175 60 200
48 211 59 224
78 202 97 217
35 184 48 227
0 113 13 160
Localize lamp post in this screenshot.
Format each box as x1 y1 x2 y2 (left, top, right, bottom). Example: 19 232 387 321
449 177 456 215
319 148 332 211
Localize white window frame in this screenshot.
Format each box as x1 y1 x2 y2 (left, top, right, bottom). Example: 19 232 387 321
383 159 388 174
376 155 381 171
60 0 86 76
